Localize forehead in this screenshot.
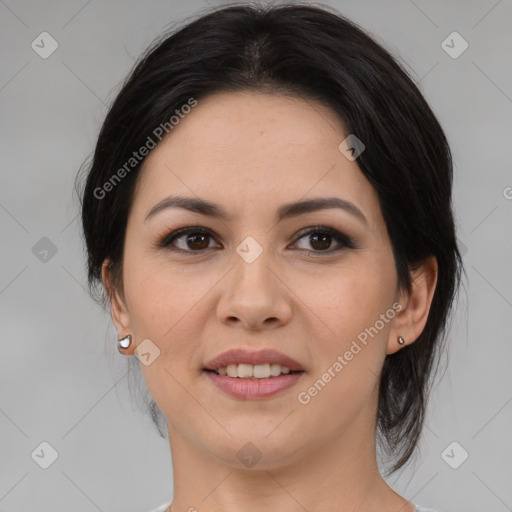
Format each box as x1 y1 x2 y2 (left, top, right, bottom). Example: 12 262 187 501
132 91 381 231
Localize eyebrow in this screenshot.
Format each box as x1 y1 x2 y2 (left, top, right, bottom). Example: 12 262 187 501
145 195 367 226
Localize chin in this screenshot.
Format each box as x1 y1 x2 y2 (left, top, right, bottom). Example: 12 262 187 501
203 429 307 469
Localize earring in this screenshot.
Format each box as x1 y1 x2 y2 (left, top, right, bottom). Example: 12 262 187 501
117 334 132 352
397 336 405 345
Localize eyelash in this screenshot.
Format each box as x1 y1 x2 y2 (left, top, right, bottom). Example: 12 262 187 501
157 225 356 256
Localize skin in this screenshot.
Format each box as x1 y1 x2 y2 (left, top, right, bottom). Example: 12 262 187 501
103 91 438 512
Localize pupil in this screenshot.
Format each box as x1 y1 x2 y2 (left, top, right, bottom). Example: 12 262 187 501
188 233 208 250
311 233 331 250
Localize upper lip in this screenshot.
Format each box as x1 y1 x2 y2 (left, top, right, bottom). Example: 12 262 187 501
204 348 305 372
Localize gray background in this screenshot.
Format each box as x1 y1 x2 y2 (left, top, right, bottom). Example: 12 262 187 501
1 0 511 511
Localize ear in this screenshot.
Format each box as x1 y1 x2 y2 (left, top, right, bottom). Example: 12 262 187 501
387 255 438 355
102 260 135 354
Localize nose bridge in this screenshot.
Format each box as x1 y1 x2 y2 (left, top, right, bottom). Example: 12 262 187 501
231 234 276 294
216 232 292 328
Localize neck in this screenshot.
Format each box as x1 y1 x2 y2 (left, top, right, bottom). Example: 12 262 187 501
165 408 415 512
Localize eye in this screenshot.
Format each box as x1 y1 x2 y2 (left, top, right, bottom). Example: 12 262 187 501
158 225 355 255
292 226 355 255
158 226 219 252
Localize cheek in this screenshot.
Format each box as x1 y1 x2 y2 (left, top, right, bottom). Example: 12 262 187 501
123 263 169 334
294 273 391 429
122 250 227 362
307 259 392 334
122 247 193 330
303 258 395 390
121 253 206 414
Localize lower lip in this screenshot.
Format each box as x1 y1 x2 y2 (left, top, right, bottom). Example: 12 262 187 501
205 371 304 399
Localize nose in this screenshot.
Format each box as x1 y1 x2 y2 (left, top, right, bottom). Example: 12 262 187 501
216 247 293 331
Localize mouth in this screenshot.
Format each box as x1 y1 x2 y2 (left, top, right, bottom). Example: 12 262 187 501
203 348 306 399
204 363 304 379
204 368 305 399
204 348 305 373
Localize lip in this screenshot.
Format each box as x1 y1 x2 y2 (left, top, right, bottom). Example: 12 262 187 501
203 348 305 372
205 371 304 399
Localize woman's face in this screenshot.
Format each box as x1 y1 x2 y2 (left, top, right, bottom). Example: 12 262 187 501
109 91 410 469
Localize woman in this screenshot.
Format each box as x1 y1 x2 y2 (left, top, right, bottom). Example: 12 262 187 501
78 3 464 511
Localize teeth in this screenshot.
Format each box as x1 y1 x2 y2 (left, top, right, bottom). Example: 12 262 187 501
214 363 293 379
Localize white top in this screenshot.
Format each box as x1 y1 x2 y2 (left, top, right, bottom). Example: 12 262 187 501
148 505 170 512
149 503 441 511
